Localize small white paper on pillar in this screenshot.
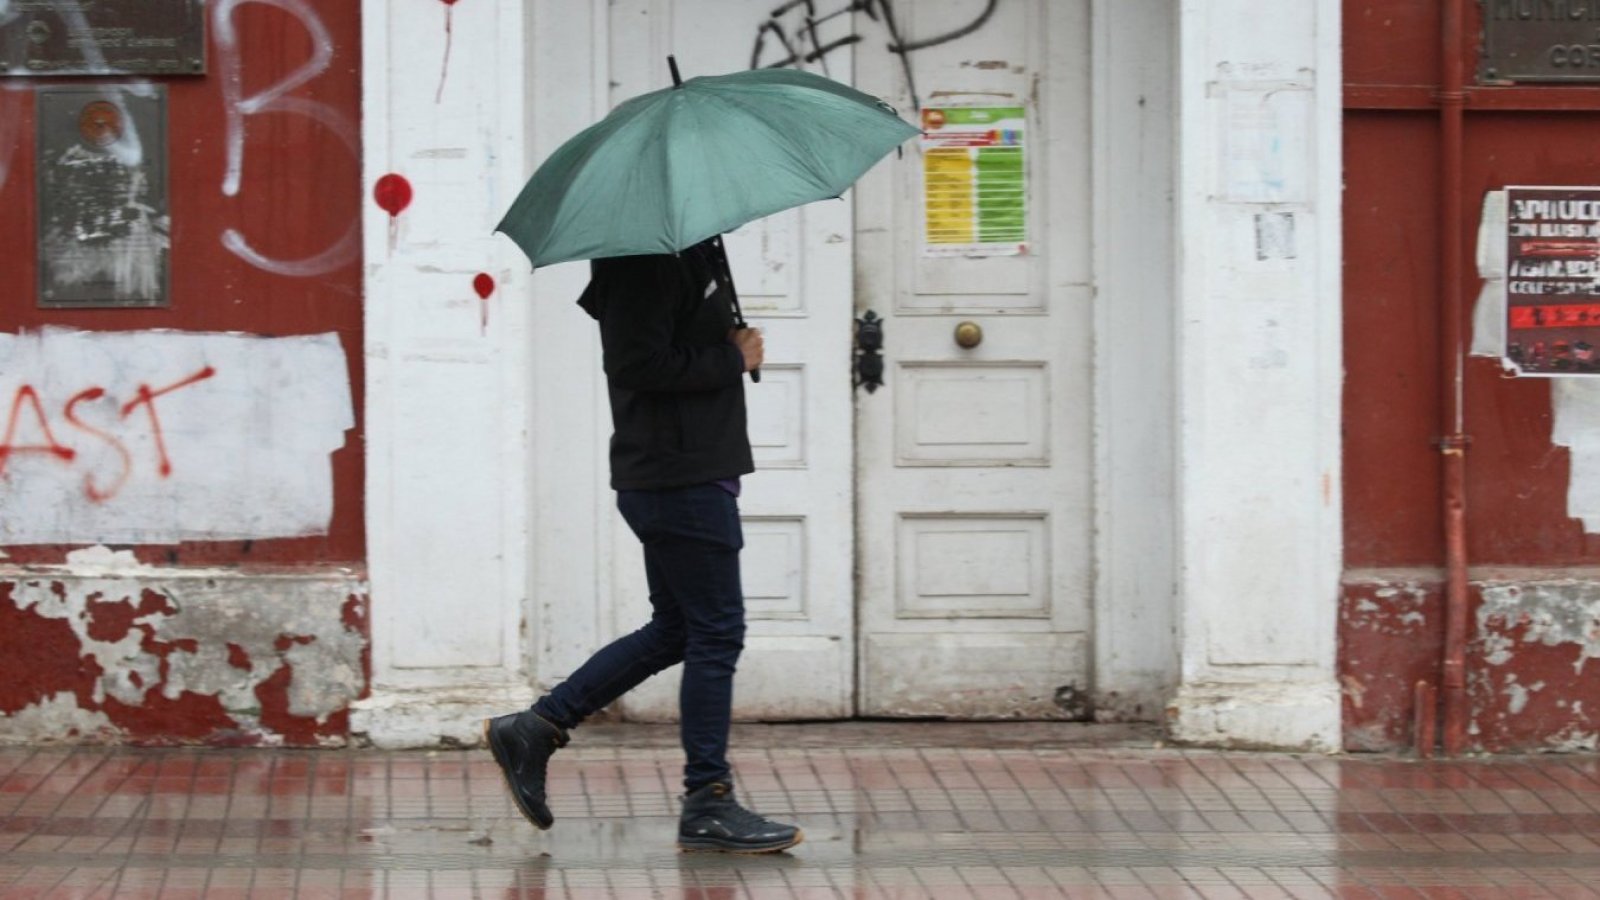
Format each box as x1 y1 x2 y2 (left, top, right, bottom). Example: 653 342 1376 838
1219 86 1311 204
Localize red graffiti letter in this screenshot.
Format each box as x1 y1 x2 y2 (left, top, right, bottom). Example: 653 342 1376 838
119 367 217 478
0 386 75 476
64 388 133 502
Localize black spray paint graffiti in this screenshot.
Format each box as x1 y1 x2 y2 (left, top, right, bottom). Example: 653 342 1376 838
750 0 998 110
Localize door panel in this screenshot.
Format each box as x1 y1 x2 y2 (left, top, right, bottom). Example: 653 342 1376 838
853 0 1094 718
607 0 857 720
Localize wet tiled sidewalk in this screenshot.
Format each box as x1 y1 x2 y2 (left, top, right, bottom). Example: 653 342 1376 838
3 722 1600 898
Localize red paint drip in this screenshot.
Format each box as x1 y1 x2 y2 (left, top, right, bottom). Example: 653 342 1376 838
373 174 413 217
375 173 413 254
474 273 495 334
436 2 456 104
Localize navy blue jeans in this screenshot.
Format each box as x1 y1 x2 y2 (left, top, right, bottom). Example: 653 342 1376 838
533 483 746 791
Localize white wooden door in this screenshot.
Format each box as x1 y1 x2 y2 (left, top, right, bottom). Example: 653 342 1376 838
851 0 1095 718
608 0 858 720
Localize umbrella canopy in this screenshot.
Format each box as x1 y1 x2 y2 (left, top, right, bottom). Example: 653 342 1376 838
496 65 920 269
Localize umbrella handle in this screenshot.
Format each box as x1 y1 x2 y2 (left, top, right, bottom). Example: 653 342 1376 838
712 235 760 384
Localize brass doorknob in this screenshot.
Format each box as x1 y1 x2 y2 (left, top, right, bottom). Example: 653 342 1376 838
954 321 983 349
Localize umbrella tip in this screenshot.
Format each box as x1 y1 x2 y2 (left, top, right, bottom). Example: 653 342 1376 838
668 55 683 88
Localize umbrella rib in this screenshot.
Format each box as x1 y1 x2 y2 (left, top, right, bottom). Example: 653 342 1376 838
660 99 680 252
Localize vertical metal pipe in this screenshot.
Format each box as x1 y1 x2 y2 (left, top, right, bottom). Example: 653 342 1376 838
1438 0 1471 757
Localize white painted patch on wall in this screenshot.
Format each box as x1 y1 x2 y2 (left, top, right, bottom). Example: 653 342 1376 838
1551 379 1600 533
1472 191 1512 362
0 329 352 544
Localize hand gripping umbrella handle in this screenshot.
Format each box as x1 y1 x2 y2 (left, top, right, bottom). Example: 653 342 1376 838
736 323 762 384
712 235 760 384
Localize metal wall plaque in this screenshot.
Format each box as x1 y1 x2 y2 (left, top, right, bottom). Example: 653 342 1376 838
1 0 205 76
1482 1 1600 81
36 86 170 308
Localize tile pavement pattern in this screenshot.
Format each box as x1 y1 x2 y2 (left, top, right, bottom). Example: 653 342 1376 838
1 723 1599 898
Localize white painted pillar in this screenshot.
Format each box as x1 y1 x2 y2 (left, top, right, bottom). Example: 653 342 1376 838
354 0 539 746
1165 0 1343 750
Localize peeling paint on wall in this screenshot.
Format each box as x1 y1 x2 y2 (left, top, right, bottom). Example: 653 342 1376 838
1478 581 1600 674
0 569 367 745
1343 573 1600 752
1339 575 1441 751
1549 380 1600 533
0 329 353 544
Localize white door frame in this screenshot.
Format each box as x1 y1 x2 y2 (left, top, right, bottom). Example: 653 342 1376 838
1088 0 1180 722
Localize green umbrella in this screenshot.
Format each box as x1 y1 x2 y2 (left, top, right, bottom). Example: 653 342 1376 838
495 60 920 270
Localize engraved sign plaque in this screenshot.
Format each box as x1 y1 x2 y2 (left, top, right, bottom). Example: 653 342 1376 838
0 0 205 76
36 86 170 308
1482 0 1600 82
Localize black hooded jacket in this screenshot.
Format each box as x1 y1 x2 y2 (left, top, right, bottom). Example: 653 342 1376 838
577 245 754 491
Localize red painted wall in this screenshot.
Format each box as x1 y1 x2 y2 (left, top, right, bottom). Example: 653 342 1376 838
0 1 364 567
1344 1 1600 751
0 3 366 745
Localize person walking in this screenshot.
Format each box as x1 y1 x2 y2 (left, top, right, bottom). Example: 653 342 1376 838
483 239 803 854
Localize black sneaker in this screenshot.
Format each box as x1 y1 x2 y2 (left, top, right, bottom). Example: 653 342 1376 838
678 782 803 853
483 710 569 830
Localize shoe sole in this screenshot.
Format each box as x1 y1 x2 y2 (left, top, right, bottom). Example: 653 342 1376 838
482 718 554 831
678 829 805 854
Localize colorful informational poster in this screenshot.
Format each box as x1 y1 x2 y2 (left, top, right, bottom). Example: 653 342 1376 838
1504 186 1600 376
919 106 1026 257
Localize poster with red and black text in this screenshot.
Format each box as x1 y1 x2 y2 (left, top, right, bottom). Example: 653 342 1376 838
1505 186 1600 376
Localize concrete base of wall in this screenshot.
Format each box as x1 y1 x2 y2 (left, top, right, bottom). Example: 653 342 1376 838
1166 679 1342 752
349 684 533 749
0 564 368 746
1342 569 1600 753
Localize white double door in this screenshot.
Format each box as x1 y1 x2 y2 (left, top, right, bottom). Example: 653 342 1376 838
595 0 1092 721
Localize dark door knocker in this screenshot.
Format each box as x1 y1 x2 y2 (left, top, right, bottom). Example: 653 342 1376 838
854 310 884 393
